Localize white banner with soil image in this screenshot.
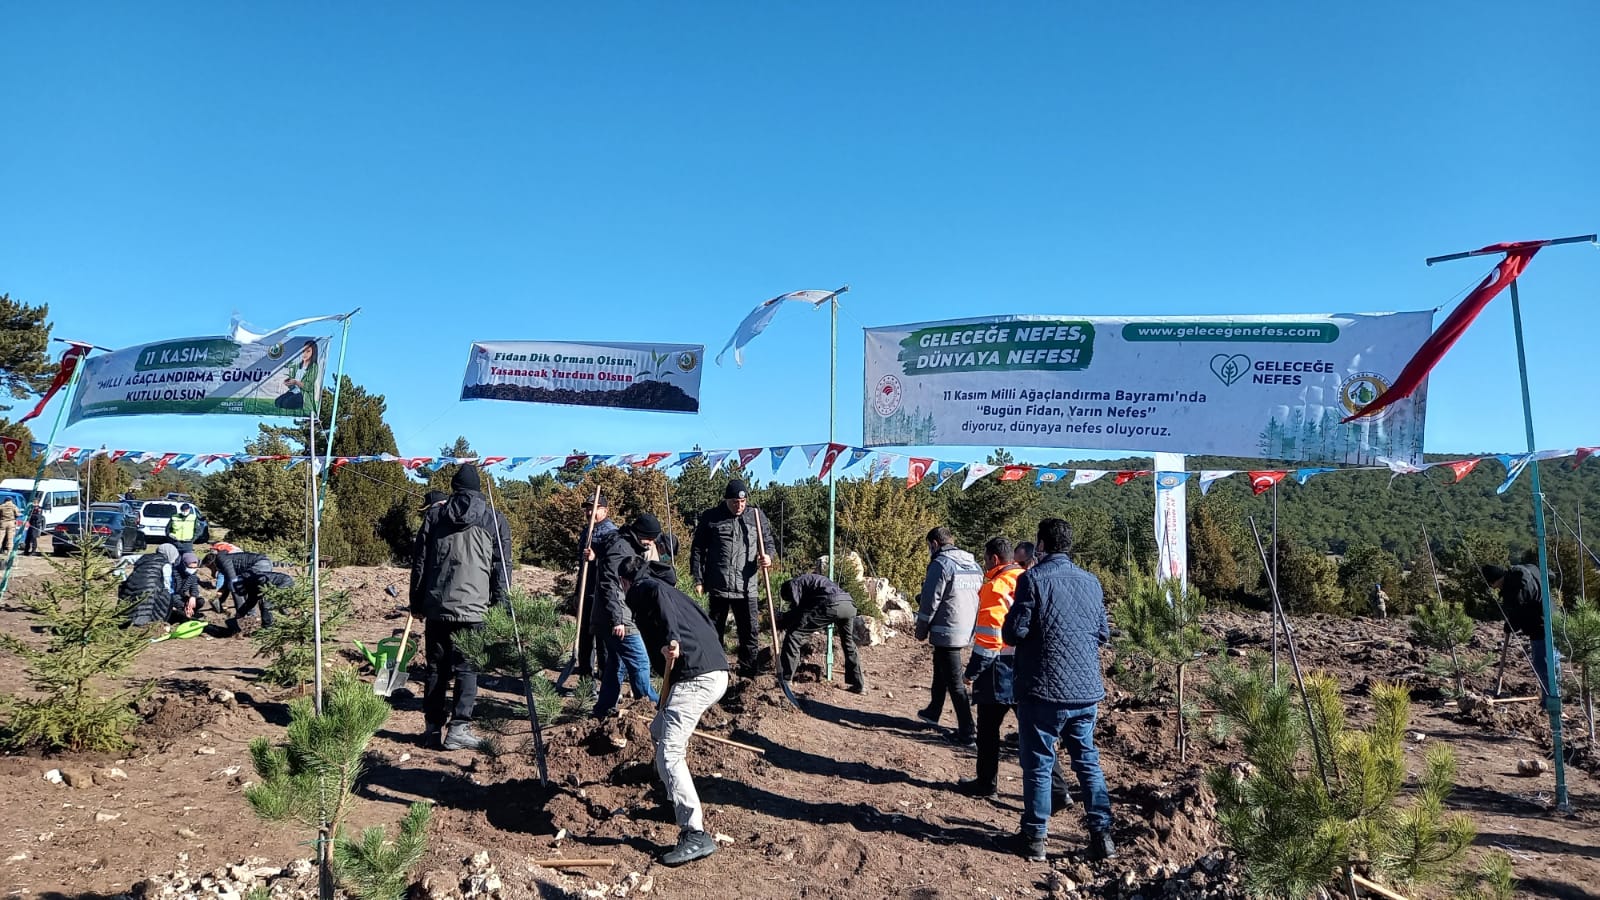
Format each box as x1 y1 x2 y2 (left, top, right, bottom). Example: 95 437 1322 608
864 312 1435 465
460 341 704 414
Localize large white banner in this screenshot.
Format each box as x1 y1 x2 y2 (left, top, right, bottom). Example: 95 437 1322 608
69 335 329 425
864 312 1434 465
460 341 704 414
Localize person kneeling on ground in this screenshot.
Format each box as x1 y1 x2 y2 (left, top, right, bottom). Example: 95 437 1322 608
777 572 865 692
592 513 664 718
1002 518 1115 863
618 554 730 867
170 552 205 620
122 544 180 627
957 536 1074 809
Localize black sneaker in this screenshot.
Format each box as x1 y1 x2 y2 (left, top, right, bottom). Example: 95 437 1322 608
660 829 718 867
1087 830 1117 861
1050 790 1075 812
422 727 444 750
847 683 867 694
947 732 977 748
916 708 941 727
1006 831 1047 862
954 778 997 798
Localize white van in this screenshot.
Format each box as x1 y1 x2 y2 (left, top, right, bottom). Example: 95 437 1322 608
0 478 82 527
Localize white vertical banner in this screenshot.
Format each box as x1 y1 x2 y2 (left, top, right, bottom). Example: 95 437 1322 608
1153 452 1188 589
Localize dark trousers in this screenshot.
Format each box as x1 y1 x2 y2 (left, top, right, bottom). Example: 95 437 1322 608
424 619 483 726
926 646 975 737
234 572 288 627
779 600 863 688
23 526 38 555
710 591 761 674
975 703 1072 802
575 595 597 676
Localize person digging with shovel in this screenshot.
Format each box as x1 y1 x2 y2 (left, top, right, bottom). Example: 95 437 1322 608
618 554 729 867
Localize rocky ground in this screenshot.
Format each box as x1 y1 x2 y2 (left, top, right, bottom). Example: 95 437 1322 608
0 548 1597 899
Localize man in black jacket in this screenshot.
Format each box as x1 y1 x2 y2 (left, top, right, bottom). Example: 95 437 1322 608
619 555 729 867
203 547 288 633
777 573 865 692
411 465 512 751
591 513 663 718
690 479 774 677
573 491 618 680
1483 563 1559 705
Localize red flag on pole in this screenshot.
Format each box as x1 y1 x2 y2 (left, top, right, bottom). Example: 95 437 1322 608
1345 241 1544 421
737 448 763 468
1249 471 1287 494
906 458 932 489
816 443 847 480
16 344 90 425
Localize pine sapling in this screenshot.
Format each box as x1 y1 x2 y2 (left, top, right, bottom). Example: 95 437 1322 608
0 540 153 752
333 801 432 900
1114 564 1214 761
457 591 573 743
1410 594 1485 698
1554 598 1600 743
252 579 352 689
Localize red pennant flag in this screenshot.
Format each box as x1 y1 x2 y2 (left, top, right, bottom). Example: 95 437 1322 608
16 344 90 425
1346 242 1543 421
1000 465 1030 482
479 456 507 469
737 448 763 468
1445 458 1482 483
56 447 80 463
639 452 671 469
1113 470 1151 486
0 436 19 462
906 457 932 489
402 457 431 470
150 453 178 474
563 454 588 469
816 442 847 480
108 449 128 461
331 457 353 470
1575 447 1598 468
1249 471 1287 495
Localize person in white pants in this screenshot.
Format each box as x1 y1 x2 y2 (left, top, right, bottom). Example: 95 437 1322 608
619 555 731 866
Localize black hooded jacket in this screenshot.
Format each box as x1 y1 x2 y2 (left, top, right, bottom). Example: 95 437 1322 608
121 552 174 626
410 489 512 623
625 560 729 682
1499 564 1546 639
214 551 275 603
592 526 650 636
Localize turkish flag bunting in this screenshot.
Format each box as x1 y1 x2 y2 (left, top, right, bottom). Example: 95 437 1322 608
0 437 19 462
1446 459 1482 483
1000 465 1030 481
151 453 178 473
1249 471 1288 494
1345 241 1543 421
906 457 932 489
1575 447 1598 468
563 454 589 469
17 344 90 425
738 448 763 468
1113 470 1151 486
639 452 671 469
332 458 353 470
816 443 847 480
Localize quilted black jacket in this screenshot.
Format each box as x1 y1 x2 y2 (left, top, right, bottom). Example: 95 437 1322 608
1002 553 1109 705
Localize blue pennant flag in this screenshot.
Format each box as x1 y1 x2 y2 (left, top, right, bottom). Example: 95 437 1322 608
707 450 732 474
933 461 966 490
769 446 792 473
583 455 612 472
507 457 532 471
170 454 197 470
1294 467 1335 485
673 451 704 470
868 454 892 482
1035 467 1067 486
844 448 871 469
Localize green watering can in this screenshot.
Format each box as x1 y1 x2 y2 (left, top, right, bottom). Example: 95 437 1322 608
354 634 420 673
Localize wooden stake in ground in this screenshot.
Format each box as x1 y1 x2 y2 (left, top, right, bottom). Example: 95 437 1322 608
753 508 800 707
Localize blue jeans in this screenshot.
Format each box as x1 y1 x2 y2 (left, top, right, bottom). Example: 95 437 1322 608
1017 701 1112 838
595 631 658 717
1531 638 1561 703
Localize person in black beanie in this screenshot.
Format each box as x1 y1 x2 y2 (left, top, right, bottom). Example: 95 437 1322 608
1482 563 1560 704
690 479 775 677
591 512 663 717
618 553 730 867
411 464 512 751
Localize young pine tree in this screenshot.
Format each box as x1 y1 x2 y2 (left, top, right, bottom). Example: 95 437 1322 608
457 591 574 748
0 541 153 752
1205 660 1477 898
1554 598 1600 743
1410 594 1488 699
246 668 431 900
252 579 352 689
1113 565 1213 761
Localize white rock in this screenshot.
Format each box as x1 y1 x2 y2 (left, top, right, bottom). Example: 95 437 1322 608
713 833 734 845
209 689 236 705
636 875 654 894
287 858 314 878
94 811 121 823
43 769 64 785
1407 731 1427 743
196 746 217 756
1517 758 1550 776
469 850 492 870
177 827 198 839
6 852 27 863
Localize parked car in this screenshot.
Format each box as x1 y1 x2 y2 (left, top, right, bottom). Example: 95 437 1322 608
0 478 81 526
52 510 147 558
91 500 141 518
136 500 210 543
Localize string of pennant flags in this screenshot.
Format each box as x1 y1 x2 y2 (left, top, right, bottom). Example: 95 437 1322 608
4 436 1595 498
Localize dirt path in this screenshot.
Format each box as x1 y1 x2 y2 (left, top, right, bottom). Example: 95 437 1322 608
0 558 1596 899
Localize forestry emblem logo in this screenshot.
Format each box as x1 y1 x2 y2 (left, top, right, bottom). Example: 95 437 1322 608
874 374 903 416
1339 373 1390 418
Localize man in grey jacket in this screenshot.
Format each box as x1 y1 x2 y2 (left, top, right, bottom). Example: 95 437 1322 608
1001 518 1114 862
410 465 512 751
915 526 982 745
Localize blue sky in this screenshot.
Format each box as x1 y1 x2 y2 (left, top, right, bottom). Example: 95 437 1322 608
3 4 1597 474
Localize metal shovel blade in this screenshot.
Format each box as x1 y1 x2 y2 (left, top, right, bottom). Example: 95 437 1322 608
373 662 408 696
